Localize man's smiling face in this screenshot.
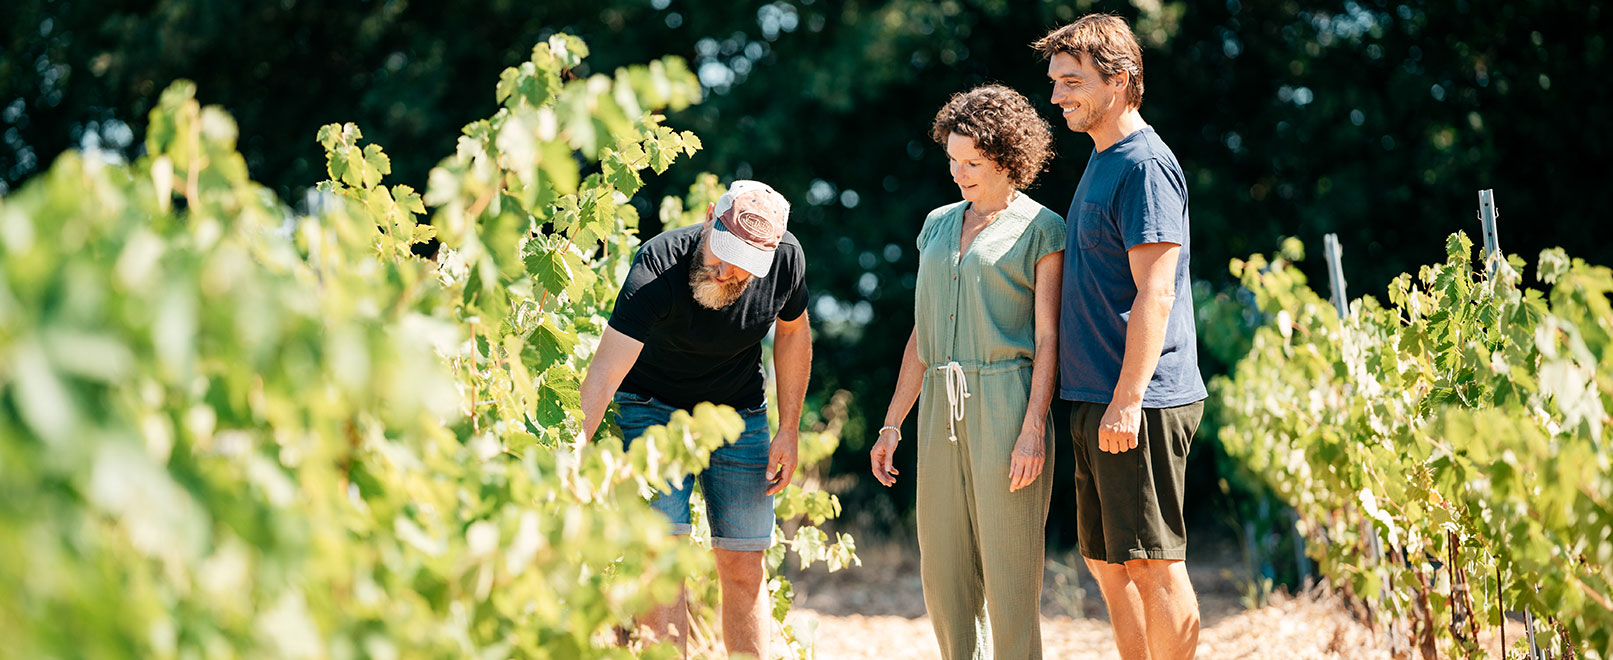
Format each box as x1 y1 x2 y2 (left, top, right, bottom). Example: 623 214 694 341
1047 51 1123 134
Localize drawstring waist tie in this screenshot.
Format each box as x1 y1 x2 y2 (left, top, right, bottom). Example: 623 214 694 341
937 362 971 444
927 357 1031 444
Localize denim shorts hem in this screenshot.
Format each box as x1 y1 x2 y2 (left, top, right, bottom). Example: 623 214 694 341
665 523 693 536
711 536 775 552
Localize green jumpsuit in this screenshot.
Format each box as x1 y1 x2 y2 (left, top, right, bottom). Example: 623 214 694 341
913 194 1066 659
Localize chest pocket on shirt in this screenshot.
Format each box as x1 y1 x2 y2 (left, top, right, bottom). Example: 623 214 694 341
1076 202 1114 250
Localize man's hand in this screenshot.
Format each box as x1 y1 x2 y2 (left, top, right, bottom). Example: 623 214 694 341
1008 427 1047 492
769 310 811 496
766 428 800 495
1098 399 1143 454
1103 241 1179 455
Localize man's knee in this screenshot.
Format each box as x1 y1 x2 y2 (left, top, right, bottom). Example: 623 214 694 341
1121 557 1181 590
1084 557 1132 587
714 549 766 590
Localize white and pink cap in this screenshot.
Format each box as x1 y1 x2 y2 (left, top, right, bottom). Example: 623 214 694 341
709 180 791 277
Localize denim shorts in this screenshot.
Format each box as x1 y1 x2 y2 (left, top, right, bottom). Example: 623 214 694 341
613 391 776 551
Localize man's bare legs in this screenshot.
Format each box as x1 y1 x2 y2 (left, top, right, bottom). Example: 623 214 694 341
1086 557 1153 660
1086 557 1200 660
635 547 768 659
715 548 768 659
1127 558 1199 659
637 588 689 655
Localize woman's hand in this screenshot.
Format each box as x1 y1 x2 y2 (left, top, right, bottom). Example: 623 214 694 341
1008 428 1046 492
870 428 901 486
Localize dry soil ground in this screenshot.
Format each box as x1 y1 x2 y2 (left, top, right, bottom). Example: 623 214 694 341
775 542 1521 659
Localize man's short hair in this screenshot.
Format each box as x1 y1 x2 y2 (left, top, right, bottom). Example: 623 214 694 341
1032 14 1146 109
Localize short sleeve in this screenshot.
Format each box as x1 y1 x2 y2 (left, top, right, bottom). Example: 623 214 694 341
915 204 957 252
1117 159 1188 250
916 212 939 252
607 252 672 341
778 244 809 321
1027 210 1067 265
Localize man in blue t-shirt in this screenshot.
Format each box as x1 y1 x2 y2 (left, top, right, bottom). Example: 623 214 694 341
1034 14 1208 660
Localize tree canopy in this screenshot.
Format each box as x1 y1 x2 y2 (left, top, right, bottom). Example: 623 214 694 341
6 0 1609 527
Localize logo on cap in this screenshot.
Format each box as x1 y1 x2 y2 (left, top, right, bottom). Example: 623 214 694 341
709 181 791 277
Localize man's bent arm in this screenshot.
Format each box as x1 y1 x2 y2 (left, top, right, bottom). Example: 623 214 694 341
1113 242 1181 406
772 310 813 434
578 326 645 442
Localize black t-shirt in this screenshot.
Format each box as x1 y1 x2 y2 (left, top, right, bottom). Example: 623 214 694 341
608 224 809 410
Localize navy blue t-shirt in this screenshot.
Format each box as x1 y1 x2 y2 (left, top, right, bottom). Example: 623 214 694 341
1059 127 1207 408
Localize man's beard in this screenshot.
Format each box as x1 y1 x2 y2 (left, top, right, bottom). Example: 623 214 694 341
690 257 751 310
1067 93 1116 133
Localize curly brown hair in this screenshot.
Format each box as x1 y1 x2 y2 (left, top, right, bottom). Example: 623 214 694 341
929 84 1053 190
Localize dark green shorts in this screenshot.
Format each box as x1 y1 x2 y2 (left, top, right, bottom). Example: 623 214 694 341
1067 399 1204 564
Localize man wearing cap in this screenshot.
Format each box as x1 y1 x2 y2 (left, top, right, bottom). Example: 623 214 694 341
578 180 810 658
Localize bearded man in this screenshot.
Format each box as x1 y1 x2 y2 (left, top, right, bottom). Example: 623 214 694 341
577 180 811 659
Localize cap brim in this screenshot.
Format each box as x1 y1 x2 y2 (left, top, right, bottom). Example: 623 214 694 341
710 218 775 277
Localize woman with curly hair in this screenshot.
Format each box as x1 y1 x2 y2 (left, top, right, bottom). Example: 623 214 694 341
869 84 1065 658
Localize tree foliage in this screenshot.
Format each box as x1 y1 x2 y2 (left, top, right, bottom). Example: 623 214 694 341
6 0 1610 539
0 34 853 659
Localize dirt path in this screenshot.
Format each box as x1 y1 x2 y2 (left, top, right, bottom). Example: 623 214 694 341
788 595 1386 660
779 543 1516 659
